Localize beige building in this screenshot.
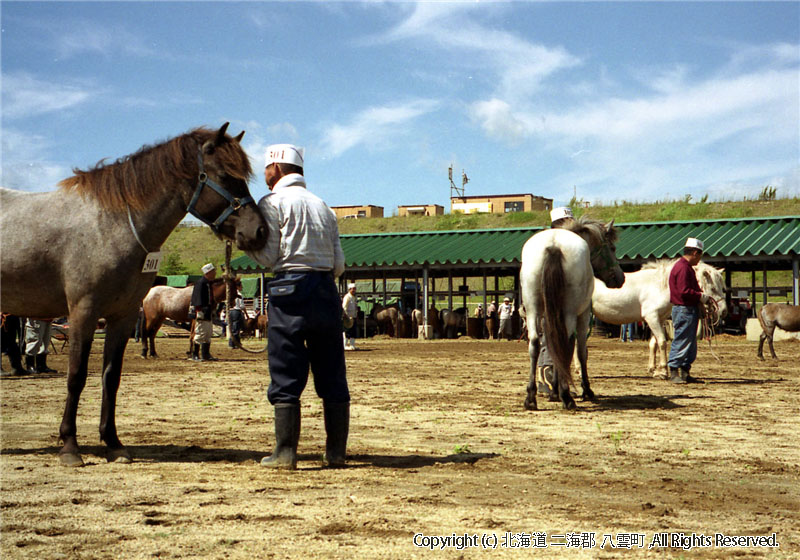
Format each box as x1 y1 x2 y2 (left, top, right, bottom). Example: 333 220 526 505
331 205 384 219
450 193 552 214
397 204 445 217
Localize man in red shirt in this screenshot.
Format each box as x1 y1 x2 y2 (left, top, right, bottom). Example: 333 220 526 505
667 237 710 384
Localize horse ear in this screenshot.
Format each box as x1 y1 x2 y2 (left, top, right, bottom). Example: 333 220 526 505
215 122 230 146
233 131 245 143
605 218 615 232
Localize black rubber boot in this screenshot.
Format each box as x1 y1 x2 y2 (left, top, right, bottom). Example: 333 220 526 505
201 343 218 362
35 354 57 374
323 401 350 468
5 346 26 375
261 403 301 470
25 355 38 374
669 367 686 384
681 368 704 384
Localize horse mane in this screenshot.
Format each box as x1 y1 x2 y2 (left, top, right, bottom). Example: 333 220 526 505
58 127 253 211
563 215 617 245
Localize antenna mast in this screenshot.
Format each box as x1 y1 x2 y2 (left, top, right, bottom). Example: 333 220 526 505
449 164 468 201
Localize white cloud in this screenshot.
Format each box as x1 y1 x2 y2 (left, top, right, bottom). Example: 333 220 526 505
318 99 439 159
0 128 70 191
378 3 581 101
1 72 99 120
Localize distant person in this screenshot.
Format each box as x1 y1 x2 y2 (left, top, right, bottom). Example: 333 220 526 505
498 297 514 340
228 291 246 349
474 303 484 319
342 283 358 351
191 263 218 362
667 237 709 384
620 322 635 342
486 300 498 339
1 314 25 376
24 318 57 374
246 143 349 470
537 207 576 398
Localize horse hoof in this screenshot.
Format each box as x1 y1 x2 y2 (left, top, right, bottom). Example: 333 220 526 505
107 448 132 463
562 398 577 410
582 390 596 402
59 452 85 467
523 399 537 411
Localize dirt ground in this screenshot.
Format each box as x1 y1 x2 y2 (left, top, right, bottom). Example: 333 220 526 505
2 334 798 559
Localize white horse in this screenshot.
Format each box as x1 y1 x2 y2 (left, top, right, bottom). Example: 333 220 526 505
520 217 624 410
591 259 727 377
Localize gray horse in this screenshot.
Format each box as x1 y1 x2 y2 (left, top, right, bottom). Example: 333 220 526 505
0 123 267 466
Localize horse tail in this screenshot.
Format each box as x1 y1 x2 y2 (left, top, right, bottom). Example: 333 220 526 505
541 246 572 390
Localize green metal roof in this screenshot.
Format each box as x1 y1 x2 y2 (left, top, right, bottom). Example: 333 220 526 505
229 216 799 273
165 274 201 287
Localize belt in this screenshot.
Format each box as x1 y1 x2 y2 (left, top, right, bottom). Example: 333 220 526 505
273 270 333 280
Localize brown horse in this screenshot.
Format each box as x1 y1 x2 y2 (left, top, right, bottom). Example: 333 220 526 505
0 123 267 467
372 303 400 337
757 303 800 360
140 278 232 358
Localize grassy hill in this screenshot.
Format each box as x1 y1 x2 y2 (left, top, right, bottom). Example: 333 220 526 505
159 196 800 277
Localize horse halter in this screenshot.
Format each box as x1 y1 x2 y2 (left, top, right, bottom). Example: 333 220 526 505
186 150 254 234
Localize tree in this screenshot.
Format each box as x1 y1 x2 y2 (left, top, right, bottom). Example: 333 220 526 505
160 253 185 275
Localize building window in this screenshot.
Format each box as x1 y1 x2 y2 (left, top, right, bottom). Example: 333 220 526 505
504 201 524 213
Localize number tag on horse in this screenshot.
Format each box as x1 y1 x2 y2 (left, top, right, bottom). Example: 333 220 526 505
141 251 163 273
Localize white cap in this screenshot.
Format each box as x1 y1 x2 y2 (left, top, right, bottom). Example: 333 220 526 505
685 237 704 251
201 263 215 274
550 207 574 223
504 297 510 302
347 283 356 290
264 144 304 168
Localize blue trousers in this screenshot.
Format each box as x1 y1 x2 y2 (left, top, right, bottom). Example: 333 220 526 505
266 271 350 405
668 305 699 371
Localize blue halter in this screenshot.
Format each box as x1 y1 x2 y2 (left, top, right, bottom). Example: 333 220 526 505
187 150 254 234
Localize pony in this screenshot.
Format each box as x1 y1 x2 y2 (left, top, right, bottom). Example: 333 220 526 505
0 123 267 466
757 303 800 360
371 303 400 337
440 307 467 339
520 217 624 410
140 278 234 358
591 259 727 377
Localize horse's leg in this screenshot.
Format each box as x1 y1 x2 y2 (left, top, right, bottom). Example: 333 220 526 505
757 331 766 360
647 319 669 378
99 315 137 463
524 335 540 410
647 335 657 372
767 326 778 359
59 310 97 467
576 311 594 402
558 333 577 409
140 319 149 358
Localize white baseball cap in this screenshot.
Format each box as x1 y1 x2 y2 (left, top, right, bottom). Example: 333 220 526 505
550 207 574 223
685 237 704 251
347 283 356 290
201 263 215 274
264 144 304 168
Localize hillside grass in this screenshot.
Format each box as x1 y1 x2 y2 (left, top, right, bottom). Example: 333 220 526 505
160 197 800 282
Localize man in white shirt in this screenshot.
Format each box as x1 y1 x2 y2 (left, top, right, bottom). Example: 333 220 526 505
498 297 514 340
246 144 349 470
342 283 358 350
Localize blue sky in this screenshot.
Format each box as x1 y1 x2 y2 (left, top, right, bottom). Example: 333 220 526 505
2 1 798 213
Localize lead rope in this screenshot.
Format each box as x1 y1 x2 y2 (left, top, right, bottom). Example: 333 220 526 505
701 298 721 362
